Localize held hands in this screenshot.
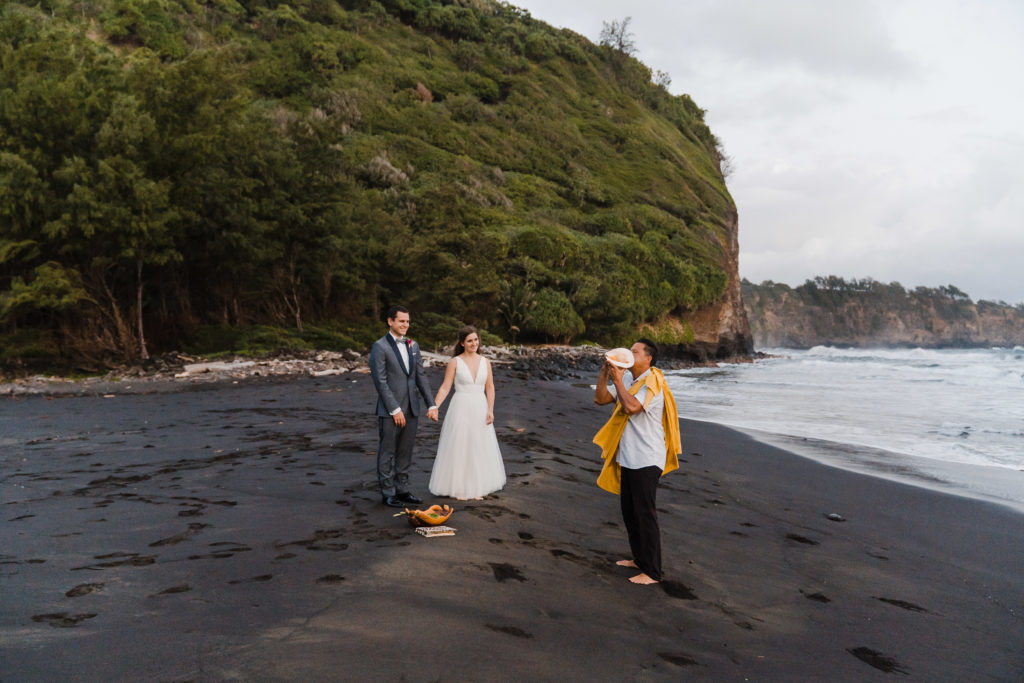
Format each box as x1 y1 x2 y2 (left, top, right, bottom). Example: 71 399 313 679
397 408 439 424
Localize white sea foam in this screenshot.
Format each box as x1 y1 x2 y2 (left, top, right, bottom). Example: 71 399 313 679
666 347 1024 511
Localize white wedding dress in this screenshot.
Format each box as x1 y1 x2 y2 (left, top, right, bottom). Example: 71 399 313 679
429 356 506 499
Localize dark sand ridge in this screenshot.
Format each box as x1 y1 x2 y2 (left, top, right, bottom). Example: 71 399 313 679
2 371 1022 680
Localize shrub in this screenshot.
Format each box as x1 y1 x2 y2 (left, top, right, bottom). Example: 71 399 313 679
525 288 585 342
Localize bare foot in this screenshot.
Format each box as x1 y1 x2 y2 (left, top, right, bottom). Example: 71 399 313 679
629 573 659 585
472 497 483 501
456 497 468 501
615 559 638 568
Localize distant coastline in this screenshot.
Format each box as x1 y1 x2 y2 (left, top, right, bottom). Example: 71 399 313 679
743 277 1024 350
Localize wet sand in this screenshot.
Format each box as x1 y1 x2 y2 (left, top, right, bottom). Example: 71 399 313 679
2 372 1022 680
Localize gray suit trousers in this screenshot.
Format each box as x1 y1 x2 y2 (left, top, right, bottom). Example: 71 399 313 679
377 414 418 496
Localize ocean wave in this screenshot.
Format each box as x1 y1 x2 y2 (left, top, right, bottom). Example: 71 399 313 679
980 427 1024 438
766 347 1024 389
934 423 972 438
667 347 1024 479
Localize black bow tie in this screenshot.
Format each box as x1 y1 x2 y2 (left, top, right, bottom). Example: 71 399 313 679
397 336 406 342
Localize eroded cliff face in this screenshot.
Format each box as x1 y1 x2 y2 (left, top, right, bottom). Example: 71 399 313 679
745 287 1024 349
661 205 754 361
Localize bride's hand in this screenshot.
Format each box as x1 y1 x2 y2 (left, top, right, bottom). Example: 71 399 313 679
486 412 494 425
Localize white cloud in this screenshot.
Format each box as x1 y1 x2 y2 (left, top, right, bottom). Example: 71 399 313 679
512 0 1024 303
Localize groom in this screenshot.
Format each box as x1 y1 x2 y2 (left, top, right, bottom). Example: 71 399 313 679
370 305 438 508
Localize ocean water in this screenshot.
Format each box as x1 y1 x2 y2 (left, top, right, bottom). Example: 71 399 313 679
665 346 1024 513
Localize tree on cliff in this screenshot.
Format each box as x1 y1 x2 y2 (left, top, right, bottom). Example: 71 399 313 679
599 17 637 55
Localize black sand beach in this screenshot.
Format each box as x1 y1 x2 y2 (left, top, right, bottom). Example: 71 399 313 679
2 371 1022 680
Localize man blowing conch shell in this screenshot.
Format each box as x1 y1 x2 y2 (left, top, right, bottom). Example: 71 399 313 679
593 340 682 585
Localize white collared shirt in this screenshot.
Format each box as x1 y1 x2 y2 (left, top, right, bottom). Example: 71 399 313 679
608 369 666 470
390 332 410 372
387 332 410 416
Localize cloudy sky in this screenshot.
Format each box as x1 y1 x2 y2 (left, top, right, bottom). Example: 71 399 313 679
510 0 1024 303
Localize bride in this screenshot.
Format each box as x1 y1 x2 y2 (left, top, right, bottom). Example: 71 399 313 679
428 326 506 500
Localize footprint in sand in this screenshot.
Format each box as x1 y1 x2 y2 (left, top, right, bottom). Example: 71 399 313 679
800 589 831 603
875 597 928 613
660 580 698 600
187 542 251 560
66 583 104 598
316 575 346 584
785 533 820 546
658 652 699 667
485 624 532 638
33 613 97 628
848 646 909 674
72 553 156 570
227 574 273 585
489 563 527 583
149 522 210 547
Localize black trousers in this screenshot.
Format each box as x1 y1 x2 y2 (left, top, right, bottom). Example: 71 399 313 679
620 465 663 581
377 413 418 497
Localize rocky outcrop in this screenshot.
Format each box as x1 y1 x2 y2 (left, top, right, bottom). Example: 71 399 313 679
663 204 754 361
744 281 1024 349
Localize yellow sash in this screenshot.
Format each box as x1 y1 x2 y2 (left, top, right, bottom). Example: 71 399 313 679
593 367 681 494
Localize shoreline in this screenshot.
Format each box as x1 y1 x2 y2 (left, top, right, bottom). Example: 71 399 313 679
662 346 1024 516
2 373 1022 679
0 344 756 397
6 349 1021 516
682 419 1024 517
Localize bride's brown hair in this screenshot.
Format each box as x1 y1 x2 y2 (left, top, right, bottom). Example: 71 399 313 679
453 326 479 357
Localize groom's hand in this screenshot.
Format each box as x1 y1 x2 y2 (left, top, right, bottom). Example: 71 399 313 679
427 407 439 421
392 410 406 427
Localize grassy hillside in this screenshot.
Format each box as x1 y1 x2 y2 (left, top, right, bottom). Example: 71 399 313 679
1 0 734 368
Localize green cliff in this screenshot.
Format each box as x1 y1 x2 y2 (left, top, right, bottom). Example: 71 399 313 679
1 0 750 368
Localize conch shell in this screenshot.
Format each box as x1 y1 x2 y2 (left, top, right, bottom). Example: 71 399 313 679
605 347 635 368
402 504 455 527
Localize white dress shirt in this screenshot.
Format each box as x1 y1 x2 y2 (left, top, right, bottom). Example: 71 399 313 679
390 332 410 371
608 369 666 470
388 332 410 416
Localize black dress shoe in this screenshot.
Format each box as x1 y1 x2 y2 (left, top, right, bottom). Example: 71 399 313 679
397 491 422 505
382 495 407 508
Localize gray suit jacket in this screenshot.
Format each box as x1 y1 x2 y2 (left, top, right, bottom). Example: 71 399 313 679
370 334 435 418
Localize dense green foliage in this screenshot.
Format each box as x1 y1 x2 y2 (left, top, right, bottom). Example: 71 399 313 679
745 277 988 315
1 0 733 367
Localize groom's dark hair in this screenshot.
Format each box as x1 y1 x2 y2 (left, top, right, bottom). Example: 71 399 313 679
384 305 409 322
637 338 659 366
